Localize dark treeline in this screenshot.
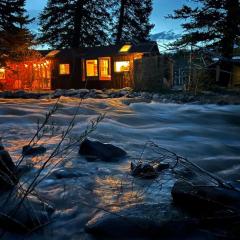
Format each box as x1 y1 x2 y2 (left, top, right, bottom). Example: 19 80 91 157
0 0 34 65
39 0 154 48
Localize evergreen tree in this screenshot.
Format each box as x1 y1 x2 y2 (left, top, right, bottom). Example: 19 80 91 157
169 0 240 86
39 0 111 48
114 0 154 44
0 0 34 65
169 0 240 58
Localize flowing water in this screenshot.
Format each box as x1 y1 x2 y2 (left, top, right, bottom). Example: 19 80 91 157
0 97 240 239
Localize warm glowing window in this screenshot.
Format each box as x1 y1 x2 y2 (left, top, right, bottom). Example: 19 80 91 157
86 60 98 77
59 64 70 75
114 61 130 72
99 58 111 80
0 68 5 80
119 44 132 53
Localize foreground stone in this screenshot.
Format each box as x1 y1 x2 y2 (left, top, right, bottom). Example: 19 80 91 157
79 139 127 161
172 181 240 213
85 203 203 239
22 145 46 156
131 162 169 179
0 191 54 233
0 150 18 190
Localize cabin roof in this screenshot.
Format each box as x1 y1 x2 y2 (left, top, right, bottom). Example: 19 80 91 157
43 41 159 59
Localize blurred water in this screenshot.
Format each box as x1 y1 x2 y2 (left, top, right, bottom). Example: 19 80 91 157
0 97 240 239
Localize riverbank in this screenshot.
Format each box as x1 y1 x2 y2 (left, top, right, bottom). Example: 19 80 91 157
0 88 240 105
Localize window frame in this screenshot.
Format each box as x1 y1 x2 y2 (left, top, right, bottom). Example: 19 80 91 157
86 59 99 77
99 57 111 81
114 61 130 73
59 63 70 75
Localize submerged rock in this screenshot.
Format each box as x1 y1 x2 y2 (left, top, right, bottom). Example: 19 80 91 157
131 162 169 179
79 139 126 162
85 203 199 239
172 181 240 213
0 150 18 190
0 191 54 233
51 168 89 179
22 145 46 156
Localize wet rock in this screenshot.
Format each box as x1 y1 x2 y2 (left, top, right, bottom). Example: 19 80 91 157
156 163 170 171
0 191 54 233
79 139 126 162
51 168 89 179
16 165 32 178
131 162 169 179
22 145 46 156
85 203 198 239
131 162 158 179
172 181 240 213
0 150 18 190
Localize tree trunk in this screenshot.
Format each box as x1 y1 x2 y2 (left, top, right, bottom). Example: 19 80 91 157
71 1 83 48
116 0 126 45
219 0 240 86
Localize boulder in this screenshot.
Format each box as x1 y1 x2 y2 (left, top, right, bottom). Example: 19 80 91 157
0 150 18 190
0 191 54 233
22 145 46 156
85 203 199 239
131 162 169 179
172 181 240 213
79 139 126 161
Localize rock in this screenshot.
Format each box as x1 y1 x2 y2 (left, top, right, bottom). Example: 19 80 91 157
156 163 170 171
64 89 79 96
79 139 126 161
22 145 46 156
95 93 109 99
54 89 65 98
85 203 198 239
51 168 88 179
0 150 18 190
131 162 169 179
0 191 54 233
172 181 240 213
16 165 32 178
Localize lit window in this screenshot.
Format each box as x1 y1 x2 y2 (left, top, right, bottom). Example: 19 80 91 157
0 68 5 80
86 60 98 77
99 57 111 80
59 64 70 75
119 44 132 53
114 61 130 72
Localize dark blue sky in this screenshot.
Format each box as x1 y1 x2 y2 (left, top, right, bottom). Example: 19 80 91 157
26 0 197 41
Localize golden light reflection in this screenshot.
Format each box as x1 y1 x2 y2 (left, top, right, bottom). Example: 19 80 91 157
94 176 143 212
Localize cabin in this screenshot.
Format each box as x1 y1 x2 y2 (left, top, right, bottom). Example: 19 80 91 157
0 42 173 90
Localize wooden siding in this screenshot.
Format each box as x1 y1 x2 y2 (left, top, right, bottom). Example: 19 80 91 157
50 53 144 90
232 65 240 86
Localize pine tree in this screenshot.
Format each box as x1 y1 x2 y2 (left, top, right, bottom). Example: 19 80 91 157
39 0 111 49
169 0 240 58
0 0 34 65
169 0 240 86
114 0 154 44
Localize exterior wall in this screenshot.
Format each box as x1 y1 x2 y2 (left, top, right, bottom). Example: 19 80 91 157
232 65 240 86
50 53 143 90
